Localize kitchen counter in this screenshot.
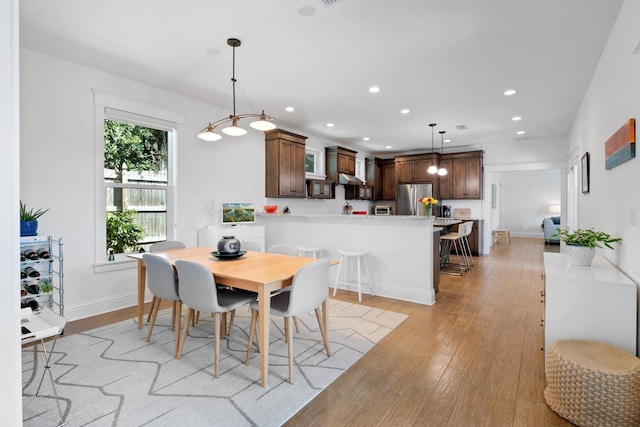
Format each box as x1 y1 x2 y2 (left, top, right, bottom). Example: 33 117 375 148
257 213 437 305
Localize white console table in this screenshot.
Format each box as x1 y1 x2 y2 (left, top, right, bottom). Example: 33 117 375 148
543 252 637 359
197 225 266 252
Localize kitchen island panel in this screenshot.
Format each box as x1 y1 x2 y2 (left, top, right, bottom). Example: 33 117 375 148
258 215 435 305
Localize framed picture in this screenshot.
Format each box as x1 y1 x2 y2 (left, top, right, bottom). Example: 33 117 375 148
581 152 590 194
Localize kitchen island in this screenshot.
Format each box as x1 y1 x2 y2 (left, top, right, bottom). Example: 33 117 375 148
256 214 438 305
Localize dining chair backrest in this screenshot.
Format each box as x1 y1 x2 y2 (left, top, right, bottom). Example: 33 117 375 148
142 253 180 301
150 240 186 252
174 260 225 313
284 259 331 317
267 243 299 256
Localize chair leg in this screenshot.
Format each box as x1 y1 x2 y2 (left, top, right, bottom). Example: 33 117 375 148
315 306 331 356
213 312 221 378
285 316 294 384
176 307 194 359
146 296 161 342
147 295 157 322
174 301 182 358
356 256 362 302
293 316 300 333
227 310 235 337
245 309 258 364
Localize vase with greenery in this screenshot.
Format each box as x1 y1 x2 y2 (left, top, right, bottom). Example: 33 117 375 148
553 228 621 266
19 201 49 236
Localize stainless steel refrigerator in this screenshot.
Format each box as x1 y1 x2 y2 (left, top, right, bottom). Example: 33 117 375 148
396 183 433 216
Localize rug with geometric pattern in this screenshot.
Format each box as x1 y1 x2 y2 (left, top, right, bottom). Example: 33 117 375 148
22 299 407 426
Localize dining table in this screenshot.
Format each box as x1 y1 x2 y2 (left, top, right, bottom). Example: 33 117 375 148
128 247 328 388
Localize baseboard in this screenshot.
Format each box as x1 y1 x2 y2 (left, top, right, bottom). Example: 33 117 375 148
61 290 153 321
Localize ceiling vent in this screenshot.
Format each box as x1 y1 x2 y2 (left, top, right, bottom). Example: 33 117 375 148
318 0 342 7
456 124 469 130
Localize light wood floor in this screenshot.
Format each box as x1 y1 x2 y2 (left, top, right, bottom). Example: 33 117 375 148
64 238 571 426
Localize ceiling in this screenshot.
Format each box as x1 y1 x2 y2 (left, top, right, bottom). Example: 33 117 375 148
19 0 623 156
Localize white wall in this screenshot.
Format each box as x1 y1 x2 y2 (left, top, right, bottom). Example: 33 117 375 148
566 0 640 353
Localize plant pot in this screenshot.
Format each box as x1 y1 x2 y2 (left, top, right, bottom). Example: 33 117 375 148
20 220 38 236
566 245 595 266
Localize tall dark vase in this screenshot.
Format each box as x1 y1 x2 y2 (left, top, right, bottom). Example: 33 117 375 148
20 220 38 236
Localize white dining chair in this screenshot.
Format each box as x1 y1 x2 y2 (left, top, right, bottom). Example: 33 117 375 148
174 260 256 378
142 253 182 357
245 258 331 384
148 241 186 323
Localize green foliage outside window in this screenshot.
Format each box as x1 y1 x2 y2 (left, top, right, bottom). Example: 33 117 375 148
106 210 144 254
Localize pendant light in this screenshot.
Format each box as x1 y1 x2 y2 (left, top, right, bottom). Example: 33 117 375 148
198 38 276 142
437 130 448 176
427 123 438 174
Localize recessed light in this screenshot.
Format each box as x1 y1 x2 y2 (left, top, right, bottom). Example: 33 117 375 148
444 139 451 143
517 130 526 135
363 137 370 141
512 116 522 121
326 123 335 127
385 145 392 149
285 106 295 112
400 109 410 114
369 86 380 93
504 89 517 96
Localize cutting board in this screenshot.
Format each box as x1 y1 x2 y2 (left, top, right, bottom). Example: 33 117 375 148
453 208 471 219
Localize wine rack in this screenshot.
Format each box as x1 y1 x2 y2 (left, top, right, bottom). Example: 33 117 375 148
20 235 64 315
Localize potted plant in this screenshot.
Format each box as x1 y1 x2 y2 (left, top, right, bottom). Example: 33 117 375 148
19 201 49 236
553 228 621 266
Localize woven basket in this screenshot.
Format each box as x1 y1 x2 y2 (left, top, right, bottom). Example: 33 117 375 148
544 339 640 426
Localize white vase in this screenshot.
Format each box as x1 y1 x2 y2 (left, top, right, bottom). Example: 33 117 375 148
566 245 595 266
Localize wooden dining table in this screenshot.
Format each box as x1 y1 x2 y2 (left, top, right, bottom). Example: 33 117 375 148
128 247 328 388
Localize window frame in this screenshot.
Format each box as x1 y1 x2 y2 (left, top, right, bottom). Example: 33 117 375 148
304 147 326 180
93 91 183 271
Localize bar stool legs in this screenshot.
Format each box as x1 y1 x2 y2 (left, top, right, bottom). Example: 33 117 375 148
333 250 373 302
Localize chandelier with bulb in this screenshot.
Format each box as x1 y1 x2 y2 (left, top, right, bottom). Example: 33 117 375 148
198 38 276 142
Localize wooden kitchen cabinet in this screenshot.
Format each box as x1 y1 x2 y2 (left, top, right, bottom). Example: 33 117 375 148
366 157 394 201
265 129 308 198
326 146 357 183
307 179 334 199
395 153 439 184
381 160 395 200
345 184 373 200
439 150 483 200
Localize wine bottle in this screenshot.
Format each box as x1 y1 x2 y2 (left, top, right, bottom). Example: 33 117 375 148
24 298 40 311
37 248 50 259
24 266 40 278
24 249 38 260
21 270 27 279
20 252 25 262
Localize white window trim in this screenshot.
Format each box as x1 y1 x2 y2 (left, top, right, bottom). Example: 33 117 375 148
305 147 326 180
93 90 183 272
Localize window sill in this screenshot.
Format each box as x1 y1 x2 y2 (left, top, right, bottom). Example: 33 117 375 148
94 257 137 273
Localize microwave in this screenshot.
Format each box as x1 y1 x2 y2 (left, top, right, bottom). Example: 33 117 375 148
374 205 393 215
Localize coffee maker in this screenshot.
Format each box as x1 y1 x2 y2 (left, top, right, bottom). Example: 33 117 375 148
437 205 451 218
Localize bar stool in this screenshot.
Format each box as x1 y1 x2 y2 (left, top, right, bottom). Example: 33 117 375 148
440 224 469 276
333 249 374 302
459 221 474 268
298 246 323 258
493 229 511 245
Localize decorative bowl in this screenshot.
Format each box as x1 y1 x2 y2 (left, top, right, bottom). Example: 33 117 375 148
264 205 278 214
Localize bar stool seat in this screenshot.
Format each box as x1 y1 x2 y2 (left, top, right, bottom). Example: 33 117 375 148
332 249 374 302
298 246 323 258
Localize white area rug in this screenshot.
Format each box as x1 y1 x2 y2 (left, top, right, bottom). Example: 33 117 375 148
22 299 407 426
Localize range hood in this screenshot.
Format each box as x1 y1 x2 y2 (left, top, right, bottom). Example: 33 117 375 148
338 173 363 185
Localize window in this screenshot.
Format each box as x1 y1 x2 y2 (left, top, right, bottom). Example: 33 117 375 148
94 91 183 267
304 147 325 179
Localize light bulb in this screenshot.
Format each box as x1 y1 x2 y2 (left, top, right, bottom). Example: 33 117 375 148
427 165 438 174
437 168 448 176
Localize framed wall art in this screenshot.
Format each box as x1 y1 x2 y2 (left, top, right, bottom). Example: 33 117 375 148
581 152 590 194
